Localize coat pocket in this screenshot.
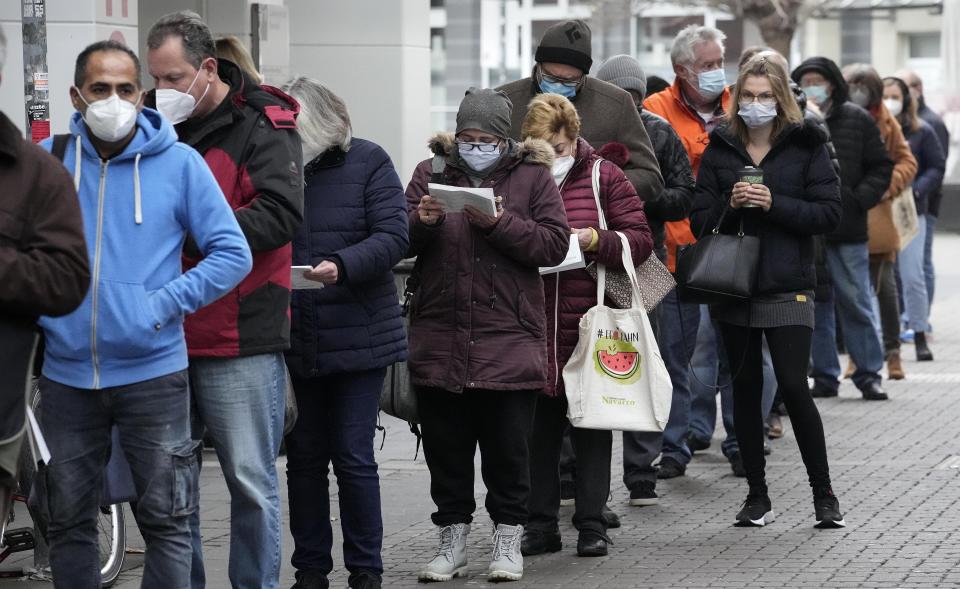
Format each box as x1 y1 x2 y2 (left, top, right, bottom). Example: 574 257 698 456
96 280 162 360
517 291 545 338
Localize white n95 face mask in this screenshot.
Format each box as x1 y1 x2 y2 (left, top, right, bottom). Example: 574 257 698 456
76 91 139 142
156 68 210 125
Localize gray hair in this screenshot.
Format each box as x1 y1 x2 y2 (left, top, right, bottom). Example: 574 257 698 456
147 11 216 69
670 25 726 67
0 26 6 73
282 77 352 160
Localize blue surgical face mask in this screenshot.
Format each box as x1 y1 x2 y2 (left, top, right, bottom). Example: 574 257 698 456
802 85 829 106
539 78 578 98
459 142 502 172
696 67 727 101
738 102 778 128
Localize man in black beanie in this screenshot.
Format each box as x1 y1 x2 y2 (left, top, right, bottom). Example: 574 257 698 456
497 20 663 202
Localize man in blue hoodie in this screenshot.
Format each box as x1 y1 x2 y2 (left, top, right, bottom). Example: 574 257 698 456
37 41 252 588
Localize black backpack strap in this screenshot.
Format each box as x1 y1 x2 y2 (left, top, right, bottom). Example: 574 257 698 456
51 134 71 162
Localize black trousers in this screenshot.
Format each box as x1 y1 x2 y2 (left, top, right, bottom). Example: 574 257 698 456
718 323 832 493
528 395 611 534
869 258 902 353
417 386 537 527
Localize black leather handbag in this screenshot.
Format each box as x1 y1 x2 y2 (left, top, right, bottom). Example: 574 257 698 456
676 207 759 305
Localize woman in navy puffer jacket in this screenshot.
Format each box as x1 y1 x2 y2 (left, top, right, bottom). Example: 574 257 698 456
520 93 652 559
282 78 408 589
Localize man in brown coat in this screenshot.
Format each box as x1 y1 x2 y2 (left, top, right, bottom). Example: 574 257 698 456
497 20 663 202
0 25 90 527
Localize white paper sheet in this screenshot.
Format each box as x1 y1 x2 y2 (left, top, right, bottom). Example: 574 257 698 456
427 183 497 216
291 266 326 290
539 234 586 274
27 407 51 465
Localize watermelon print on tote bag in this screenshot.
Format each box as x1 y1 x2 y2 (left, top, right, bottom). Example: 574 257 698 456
562 232 672 432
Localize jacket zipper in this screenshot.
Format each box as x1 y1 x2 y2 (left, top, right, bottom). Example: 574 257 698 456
552 275 561 392
90 160 109 389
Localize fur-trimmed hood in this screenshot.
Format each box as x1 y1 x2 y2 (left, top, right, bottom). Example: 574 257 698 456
428 132 555 169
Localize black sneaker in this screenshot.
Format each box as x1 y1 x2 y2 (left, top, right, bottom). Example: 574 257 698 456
629 480 658 506
602 504 621 528
521 528 562 556
348 572 381 589
688 436 711 452
559 479 575 506
810 383 838 398
728 452 746 477
656 457 686 479
291 570 328 589
813 487 846 529
860 382 889 401
734 491 774 527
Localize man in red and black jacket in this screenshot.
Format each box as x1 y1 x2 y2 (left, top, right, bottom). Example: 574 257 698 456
146 11 302 589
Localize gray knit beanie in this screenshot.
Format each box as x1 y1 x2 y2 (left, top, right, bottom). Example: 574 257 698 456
535 20 593 73
596 54 647 98
455 87 513 139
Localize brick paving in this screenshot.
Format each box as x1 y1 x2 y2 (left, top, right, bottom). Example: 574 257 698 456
5 234 960 589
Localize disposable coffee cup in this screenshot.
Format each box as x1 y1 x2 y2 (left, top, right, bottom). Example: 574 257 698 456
737 166 763 208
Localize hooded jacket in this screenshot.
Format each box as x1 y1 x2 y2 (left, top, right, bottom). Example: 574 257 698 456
792 58 893 243
497 76 664 202
147 59 304 357
543 138 652 397
287 139 409 378
405 133 570 393
690 120 841 295
38 108 252 390
600 112 694 261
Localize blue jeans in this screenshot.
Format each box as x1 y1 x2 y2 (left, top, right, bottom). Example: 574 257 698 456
655 289 699 464
188 353 286 589
39 372 197 589
899 215 930 332
924 213 936 310
819 242 884 390
286 368 386 585
811 295 842 392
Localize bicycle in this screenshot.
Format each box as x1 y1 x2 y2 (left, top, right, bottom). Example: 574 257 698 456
1 380 126 586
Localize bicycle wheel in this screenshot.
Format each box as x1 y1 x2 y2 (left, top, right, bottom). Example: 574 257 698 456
97 504 125 587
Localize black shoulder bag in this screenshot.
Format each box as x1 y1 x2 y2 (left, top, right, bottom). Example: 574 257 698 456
675 206 759 305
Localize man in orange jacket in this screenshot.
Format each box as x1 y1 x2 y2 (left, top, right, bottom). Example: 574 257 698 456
642 25 731 479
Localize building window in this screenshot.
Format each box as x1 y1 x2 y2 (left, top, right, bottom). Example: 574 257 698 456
840 13 871 66
908 33 940 59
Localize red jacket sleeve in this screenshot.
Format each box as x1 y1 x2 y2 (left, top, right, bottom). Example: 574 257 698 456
594 160 653 270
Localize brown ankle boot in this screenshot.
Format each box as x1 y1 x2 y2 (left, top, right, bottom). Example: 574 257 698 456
886 350 905 380
843 359 856 379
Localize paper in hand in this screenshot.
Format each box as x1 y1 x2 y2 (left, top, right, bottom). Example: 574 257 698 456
428 183 497 217
539 234 586 274
292 266 326 290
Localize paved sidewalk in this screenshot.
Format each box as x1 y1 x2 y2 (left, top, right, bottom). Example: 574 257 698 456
5 234 960 589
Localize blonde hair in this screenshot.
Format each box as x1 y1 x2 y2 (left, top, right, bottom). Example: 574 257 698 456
728 52 803 145
215 36 262 84
521 93 581 143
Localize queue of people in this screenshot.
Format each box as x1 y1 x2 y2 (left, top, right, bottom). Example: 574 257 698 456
0 12 950 589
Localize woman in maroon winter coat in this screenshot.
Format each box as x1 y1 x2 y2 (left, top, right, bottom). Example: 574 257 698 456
520 93 653 558
407 88 571 583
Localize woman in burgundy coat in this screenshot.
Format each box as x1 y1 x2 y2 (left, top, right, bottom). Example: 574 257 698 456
520 93 653 557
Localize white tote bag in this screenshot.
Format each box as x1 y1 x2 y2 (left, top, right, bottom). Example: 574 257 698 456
562 198 672 432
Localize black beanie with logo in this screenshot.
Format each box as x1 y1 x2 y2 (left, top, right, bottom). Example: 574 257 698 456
534 20 593 73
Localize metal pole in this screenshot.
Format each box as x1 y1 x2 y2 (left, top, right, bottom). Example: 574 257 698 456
21 0 50 142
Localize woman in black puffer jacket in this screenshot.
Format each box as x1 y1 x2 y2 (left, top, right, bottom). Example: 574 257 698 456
690 55 843 530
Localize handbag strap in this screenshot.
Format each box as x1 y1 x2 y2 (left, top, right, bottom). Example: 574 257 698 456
590 158 645 309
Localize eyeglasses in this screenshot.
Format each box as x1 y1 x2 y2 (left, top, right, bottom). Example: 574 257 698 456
541 72 582 88
456 141 500 152
739 93 777 106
